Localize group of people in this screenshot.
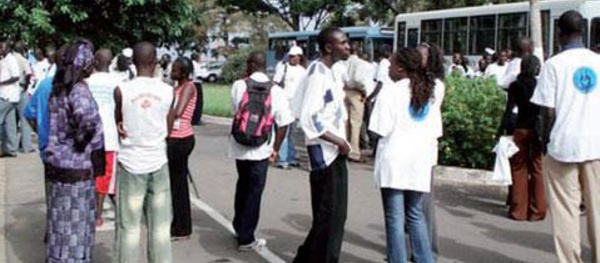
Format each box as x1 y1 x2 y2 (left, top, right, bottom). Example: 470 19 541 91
0 9 598 263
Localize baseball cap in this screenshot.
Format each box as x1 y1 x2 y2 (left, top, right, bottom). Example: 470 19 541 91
289 46 303 56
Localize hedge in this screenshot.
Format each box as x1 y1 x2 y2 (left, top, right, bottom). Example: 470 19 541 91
439 76 506 170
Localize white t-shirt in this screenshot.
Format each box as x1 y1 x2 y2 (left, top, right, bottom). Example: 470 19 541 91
485 63 509 85
531 48 600 163
375 58 391 83
293 60 348 171
345 55 376 96
87 72 121 152
498 58 522 89
118 77 174 174
229 72 294 161
0 53 22 102
369 78 445 192
273 62 306 102
28 58 51 95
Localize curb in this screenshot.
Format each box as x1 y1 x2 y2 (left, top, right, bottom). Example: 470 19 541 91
0 158 7 263
201 114 506 187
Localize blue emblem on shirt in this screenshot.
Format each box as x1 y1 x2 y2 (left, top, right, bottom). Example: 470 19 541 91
409 103 431 122
324 89 333 103
573 67 597 94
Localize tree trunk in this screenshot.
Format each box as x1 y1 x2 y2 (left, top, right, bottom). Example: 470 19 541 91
530 0 544 63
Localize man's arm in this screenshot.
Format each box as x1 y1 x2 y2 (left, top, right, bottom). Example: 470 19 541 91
0 77 18 86
269 125 289 163
536 106 556 155
320 131 350 155
114 87 127 138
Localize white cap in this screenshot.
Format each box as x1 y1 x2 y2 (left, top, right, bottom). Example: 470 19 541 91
122 48 133 58
289 46 303 56
485 48 496 56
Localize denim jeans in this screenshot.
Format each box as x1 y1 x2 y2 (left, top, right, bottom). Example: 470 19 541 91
17 92 33 152
277 122 297 166
381 188 434 263
0 99 18 155
233 159 269 245
114 164 173 263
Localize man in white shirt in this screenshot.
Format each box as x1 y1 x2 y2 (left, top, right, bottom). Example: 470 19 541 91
273 46 306 168
13 42 34 153
485 50 509 85
498 38 535 89
229 51 294 250
447 53 467 77
87 49 121 227
531 11 600 263
29 48 51 95
114 42 176 263
0 41 22 157
292 27 351 263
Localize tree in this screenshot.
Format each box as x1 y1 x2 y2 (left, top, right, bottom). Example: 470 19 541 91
530 0 544 63
0 0 197 51
216 0 349 30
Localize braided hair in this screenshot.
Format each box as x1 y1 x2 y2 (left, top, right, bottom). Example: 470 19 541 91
52 38 95 96
393 48 436 116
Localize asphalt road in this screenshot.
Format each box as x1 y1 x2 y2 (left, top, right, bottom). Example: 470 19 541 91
1 123 593 263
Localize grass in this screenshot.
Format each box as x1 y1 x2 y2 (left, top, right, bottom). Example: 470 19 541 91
203 83 233 118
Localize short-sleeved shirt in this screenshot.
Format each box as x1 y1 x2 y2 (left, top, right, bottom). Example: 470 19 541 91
293 61 348 171
531 47 600 163
87 72 121 152
273 63 306 102
369 79 445 193
229 72 294 161
0 53 22 102
376 59 391 83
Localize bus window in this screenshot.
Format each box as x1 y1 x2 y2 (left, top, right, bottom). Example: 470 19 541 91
553 19 588 54
469 15 496 55
396 22 406 49
591 18 600 52
444 17 468 55
408 28 419 48
497 13 528 52
421 19 443 48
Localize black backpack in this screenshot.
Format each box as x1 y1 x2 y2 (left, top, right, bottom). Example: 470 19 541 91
231 79 275 147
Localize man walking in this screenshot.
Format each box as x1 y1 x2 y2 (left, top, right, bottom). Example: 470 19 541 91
114 42 175 263
531 11 600 263
0 41 21 157
13 41 34 153
229 51 293 250
292 27 351 263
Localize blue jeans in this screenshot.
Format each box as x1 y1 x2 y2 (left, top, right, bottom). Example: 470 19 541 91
277 122 297 166
18 92 33 152
381 188 434 263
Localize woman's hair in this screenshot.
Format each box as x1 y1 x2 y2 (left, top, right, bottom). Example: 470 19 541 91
420 42 445 80
52 38 95 96
393 48 436 114
519 55 541 78
173 56 193 79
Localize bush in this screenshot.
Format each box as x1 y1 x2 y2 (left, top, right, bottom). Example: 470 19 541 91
439 76 506 170
220 47 256 84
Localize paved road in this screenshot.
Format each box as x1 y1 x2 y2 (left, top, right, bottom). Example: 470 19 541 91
0 123 593 263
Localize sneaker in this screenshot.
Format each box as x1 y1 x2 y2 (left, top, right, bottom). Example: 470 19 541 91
276 163 291 170
238 238 267 251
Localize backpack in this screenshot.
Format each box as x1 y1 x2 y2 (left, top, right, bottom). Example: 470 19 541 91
231 78 275 147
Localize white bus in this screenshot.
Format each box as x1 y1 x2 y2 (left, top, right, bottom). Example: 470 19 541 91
394 0 600 59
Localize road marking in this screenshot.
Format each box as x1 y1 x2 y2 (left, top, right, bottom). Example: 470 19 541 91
189 197 286 263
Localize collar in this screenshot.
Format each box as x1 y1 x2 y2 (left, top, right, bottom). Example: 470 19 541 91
249 72 270 82
560 41 585 52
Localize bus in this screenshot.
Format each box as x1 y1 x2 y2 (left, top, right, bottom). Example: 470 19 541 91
267 27 394 76
394 0 600 62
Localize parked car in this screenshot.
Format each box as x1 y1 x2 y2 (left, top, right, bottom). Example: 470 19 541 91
198 62 224 82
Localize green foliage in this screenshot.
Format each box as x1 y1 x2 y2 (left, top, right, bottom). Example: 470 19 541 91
0 0 197 51
203 83 233 118
439 76 506 170
220 47 257 84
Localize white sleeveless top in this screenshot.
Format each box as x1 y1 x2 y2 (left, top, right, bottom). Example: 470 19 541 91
118 77 174 174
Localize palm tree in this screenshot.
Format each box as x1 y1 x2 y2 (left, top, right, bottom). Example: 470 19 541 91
530 0 544 62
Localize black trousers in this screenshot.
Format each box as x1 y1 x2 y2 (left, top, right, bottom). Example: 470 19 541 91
192 82 204 125
167 136 195 237
294 156 348 263
233 159 269 245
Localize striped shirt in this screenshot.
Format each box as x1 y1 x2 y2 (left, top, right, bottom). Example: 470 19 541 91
170 82 197 138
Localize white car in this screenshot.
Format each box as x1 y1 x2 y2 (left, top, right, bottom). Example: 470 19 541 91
198 62 224 82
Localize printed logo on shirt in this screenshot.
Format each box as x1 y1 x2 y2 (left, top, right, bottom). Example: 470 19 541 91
573 67 597 94
409 103 431 122
324 89 333 103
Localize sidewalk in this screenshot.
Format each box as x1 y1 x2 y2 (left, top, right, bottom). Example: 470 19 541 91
0 152 269 263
